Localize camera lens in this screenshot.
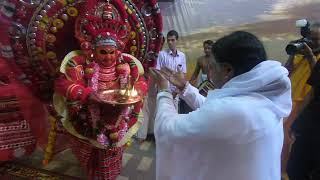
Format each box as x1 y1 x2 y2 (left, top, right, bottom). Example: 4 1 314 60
285 43 305 55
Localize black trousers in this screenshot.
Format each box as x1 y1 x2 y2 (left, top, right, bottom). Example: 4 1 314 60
287 135 320 180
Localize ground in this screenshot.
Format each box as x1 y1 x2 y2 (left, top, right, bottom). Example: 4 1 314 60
0 138 156 180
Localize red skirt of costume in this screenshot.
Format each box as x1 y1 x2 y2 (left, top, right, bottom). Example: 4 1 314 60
0 83 36 161
0 60 47 161
69 135 123 180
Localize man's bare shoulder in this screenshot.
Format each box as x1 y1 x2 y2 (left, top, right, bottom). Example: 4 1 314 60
197 55 207 63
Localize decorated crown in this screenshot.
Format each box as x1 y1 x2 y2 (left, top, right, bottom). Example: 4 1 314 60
3 0 164 95
75 1 130 49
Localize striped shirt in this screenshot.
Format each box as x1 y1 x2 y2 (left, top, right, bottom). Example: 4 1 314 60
156 49 187 92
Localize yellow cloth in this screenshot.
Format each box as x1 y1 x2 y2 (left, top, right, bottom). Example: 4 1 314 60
290 54 320 102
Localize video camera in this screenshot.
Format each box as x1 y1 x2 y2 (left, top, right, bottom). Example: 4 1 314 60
285 19 313 55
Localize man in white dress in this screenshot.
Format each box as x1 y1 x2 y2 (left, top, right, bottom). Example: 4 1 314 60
137 30 187 140
150 31 292 180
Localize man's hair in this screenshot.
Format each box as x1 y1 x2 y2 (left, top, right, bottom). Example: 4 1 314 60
203 40 214 46
212 31 267 76
167 30 179 40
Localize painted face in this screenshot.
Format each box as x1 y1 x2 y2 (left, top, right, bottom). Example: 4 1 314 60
95 45 120 67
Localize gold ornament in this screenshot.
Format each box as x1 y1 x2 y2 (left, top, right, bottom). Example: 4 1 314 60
58 0 67 6
127 8 132 14
130 46 137 52
67 7 78 17
53 19 64 29
50 26 58 33
47 51 57 59
36 47 44 53
41 15 50 24
109 132 119 140
46 34 56 43
39 22 47 30
130 32 136 39
85 68 94 74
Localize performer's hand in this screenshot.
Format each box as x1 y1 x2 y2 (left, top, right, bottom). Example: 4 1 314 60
149 68 169 90
88 92 103 104
160 67 187 91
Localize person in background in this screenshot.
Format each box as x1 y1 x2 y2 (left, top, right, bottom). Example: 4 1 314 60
136 30 187 140
156 30 187 95
150 31 292 180
190 40 214 87
155 30 190 114
286 21 320 180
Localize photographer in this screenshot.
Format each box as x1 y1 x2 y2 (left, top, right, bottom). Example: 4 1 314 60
286 21 320 180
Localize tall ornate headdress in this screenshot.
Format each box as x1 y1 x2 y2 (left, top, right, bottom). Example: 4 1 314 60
75 0 131 50
1 0 164 97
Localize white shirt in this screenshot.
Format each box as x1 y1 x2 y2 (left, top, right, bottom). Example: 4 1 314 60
156 49 187 93
154 61 292 180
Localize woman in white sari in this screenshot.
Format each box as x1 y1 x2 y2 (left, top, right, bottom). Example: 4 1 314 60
150 31 292 180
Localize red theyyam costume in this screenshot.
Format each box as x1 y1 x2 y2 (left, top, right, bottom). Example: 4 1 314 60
0 59 47 161
0 0 163 179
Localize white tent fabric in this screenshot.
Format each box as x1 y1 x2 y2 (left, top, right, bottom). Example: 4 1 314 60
159 0 320 36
